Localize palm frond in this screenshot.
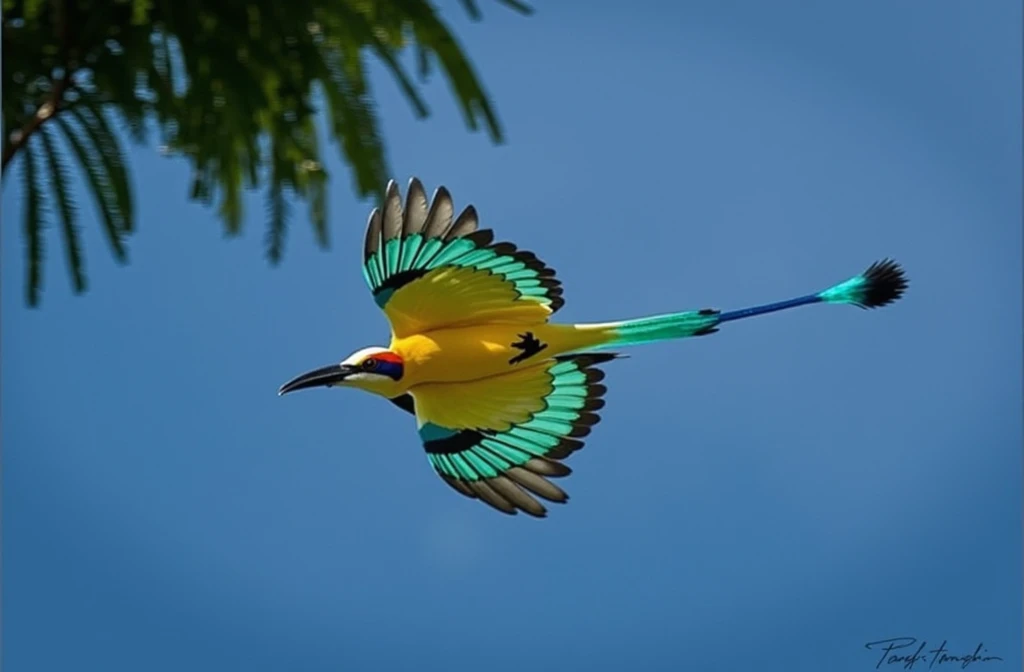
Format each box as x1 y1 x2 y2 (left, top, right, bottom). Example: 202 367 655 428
397 0 505 142
458 0 483 20
459 0 534 19
216 137 245 235
3 0 530 305
265 178 289 264
22 137 45 306
307 168 328 247
336 4 429 119
493 0 533 15
21 0 48 21
318 46 388 198
70 101 135 232
54 114 129 262
293 114 328 247
40 125 86 293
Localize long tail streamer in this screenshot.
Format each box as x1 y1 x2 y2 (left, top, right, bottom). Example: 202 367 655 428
597 259 908 348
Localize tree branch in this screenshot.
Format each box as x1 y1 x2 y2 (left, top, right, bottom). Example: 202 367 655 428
1 81 71 172
1 0 75 174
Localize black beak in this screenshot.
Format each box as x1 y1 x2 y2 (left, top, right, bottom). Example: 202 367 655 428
278 364 356 396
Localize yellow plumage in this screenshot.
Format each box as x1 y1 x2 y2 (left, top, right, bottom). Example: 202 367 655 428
411 365 552 432
391 322 611 389
279 177 624 517
383 264 553 337
278 177 908 518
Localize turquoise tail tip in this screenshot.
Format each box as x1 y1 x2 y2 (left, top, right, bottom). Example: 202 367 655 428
818 258 909 309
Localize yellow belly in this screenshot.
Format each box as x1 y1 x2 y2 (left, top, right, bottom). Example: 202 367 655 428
391 322 610 386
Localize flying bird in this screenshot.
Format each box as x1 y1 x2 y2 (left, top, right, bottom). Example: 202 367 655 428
280 178 908 517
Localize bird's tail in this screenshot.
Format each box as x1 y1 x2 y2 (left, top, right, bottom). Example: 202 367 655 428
581 258 908 349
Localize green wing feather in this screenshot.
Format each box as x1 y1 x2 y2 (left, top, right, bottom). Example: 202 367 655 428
417 354 615 517
362 178 565 313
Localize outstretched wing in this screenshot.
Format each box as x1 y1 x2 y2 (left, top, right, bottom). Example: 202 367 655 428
409 354 616 517
362 178 566 337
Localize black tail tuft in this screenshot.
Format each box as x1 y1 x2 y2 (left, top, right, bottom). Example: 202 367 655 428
859 258 908 308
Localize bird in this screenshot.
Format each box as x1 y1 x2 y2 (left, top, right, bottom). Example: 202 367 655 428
279 177 908 518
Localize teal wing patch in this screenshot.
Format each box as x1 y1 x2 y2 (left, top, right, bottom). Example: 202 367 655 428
362 178 565 313
416 354 616 517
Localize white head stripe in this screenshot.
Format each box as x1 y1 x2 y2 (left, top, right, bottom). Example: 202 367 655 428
340 346 390 366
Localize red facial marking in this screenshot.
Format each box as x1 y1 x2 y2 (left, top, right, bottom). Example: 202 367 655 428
375 351 404 365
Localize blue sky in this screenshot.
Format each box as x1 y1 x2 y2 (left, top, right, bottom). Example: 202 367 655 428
3 1 1021 670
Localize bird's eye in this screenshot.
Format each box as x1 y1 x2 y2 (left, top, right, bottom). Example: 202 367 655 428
362 358 377 370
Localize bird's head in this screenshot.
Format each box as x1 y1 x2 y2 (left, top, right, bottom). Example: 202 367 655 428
278 346 405 398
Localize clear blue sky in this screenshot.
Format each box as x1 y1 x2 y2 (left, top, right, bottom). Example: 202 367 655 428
3 1 1021 670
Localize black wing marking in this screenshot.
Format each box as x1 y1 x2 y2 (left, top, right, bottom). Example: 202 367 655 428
508 331 548 365
388 394 416 414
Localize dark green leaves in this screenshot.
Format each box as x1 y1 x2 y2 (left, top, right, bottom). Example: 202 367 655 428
53 113 130 264
40 125 85 294
1 0 532 306
21 136 44 305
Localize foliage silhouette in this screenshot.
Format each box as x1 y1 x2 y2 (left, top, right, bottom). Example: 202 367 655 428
2 0 531 305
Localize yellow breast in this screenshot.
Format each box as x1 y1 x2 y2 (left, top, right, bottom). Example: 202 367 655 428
391 322 608 387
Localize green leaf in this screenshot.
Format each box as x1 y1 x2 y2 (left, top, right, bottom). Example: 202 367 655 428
2 0 530 306
131 0 154 25
40 125 86 293
395 0 505 142
54 114 129 262
460 0 534 18
318 48 388 199
70 102 134 232
265 180 288 264
494 0 534 15
458 0 483 20
335 4 429 119
22 137 44 306
23 0 46 21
